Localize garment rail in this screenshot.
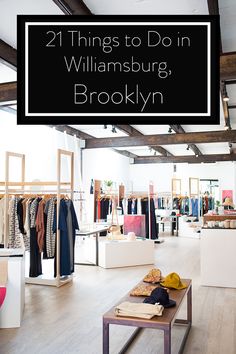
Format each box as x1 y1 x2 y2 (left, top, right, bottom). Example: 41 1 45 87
1 149 76 287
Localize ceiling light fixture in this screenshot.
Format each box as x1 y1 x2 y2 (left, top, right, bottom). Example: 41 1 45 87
186 145 190 150
223 86 229 102
223 93 229 102
196 154 199 157
224 124 230 130
168 127 172 133
111 125 117 133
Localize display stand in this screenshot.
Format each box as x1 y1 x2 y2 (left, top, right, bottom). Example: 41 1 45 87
98 238 154 268
0 249 25 328
103 279 192 354
201 228 236 288
0 149 74 287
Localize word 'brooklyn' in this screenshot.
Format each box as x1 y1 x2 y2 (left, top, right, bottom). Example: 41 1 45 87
74 84 164 112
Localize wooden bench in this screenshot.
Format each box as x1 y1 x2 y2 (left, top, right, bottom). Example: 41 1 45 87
103 279 192 354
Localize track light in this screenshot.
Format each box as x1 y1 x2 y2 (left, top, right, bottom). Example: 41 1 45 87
186 145 190 151
111 125 117 133
104 125 107 129
223 93 229 102
168 127 172 133
223 86 229 102
154 151 157 156
224 124 230 130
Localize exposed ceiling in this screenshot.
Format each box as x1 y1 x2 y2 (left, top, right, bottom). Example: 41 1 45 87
0 0 236 164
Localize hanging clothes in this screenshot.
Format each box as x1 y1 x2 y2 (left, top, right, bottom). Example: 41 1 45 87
29 198 42 277
35 199 46 253
131 198 137 214
97 198 110 221
45 198 56 258
191 198 199 217
8 197 22 249
127 198 137 215
122 198 128 215
0 197 5 245
141 198 157 240
24 199 31 251
17 198 30 250
150 198 158 240
54 199 79 276
137 198 142 215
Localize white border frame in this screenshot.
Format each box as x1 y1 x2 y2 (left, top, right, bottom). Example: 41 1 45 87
25 21 211 117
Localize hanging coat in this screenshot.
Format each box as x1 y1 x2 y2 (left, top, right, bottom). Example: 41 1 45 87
54 199 79 276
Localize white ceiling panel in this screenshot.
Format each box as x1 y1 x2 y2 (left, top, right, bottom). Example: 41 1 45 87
126 147 162 156
132 125 170 135
182 124 224 132
219 0 236 52
85 0 208 15
161 144 195 156
196 142 229 154
229 109 236 129
0 0 63 48
0 62 16 83
227 84 236 105
69 124 128 138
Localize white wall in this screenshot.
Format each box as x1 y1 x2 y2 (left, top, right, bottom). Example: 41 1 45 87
130 161 236 204
2 112 236 220
0 112 81 191
82 148 130 222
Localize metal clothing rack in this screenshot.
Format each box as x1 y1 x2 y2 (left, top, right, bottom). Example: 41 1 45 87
0 149 75 287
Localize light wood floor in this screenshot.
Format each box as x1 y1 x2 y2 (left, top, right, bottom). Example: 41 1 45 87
0 236 236 354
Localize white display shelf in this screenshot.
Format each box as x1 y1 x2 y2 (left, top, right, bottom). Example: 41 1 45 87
201 228 236 288
84 237 155 269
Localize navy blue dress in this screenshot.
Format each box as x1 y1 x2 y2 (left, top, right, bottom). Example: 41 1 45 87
54 199 79 276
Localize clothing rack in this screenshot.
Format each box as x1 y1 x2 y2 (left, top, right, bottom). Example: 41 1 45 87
189 177 200 219
1 149 75 287
125 184 156 240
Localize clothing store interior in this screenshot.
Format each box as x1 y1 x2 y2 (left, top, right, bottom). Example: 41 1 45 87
1 1 236 354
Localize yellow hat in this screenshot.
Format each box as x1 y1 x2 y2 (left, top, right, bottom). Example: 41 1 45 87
160 272 187 290
223 198 234 207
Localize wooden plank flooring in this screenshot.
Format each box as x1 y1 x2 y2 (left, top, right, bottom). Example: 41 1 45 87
0 236 236 354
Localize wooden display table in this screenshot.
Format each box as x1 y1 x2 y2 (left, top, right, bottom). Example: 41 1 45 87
203 214 236 223
103 279 192 354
